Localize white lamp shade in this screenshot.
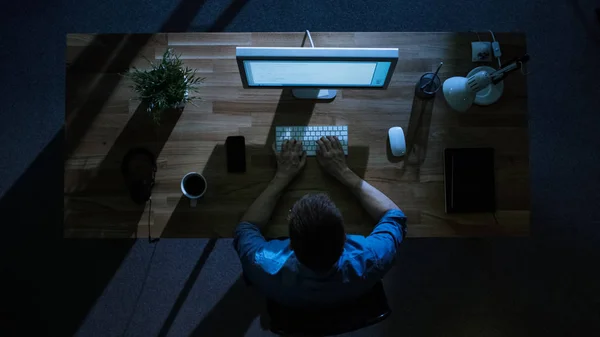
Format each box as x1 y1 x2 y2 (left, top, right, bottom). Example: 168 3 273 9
442 76 476 112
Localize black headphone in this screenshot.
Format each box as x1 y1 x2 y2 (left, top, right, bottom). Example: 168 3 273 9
121 147 157 204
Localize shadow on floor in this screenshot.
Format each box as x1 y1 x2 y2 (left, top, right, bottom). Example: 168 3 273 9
567 0 600 46
188 276 266 337
0 128 64 335
0 128 139 336
207 0 252 32
32 0 249 334
161 0 210 32
156 238 220 337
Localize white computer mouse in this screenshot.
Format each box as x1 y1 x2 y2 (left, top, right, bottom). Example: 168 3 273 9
388 126 406 156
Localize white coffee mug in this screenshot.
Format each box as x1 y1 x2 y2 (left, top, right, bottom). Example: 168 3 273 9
181 172 207 207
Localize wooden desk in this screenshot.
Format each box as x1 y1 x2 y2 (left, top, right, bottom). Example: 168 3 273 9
65 32 529 238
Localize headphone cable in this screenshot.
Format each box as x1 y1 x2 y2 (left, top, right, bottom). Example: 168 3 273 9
148 195 159 243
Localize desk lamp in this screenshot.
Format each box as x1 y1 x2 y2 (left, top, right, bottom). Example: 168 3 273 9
443 55 529 112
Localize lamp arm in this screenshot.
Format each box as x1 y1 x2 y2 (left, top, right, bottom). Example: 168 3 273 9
490 54 530 84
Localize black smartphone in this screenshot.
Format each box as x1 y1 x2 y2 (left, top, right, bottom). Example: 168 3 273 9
226 136 246 173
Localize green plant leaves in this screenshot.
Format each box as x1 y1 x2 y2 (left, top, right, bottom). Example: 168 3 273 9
125 48 205 124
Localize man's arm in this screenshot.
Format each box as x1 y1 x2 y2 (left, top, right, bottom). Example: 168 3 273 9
337 168 399 220
239 139 307 231
316 136 399 221
239 176 292 230
317 136 405 279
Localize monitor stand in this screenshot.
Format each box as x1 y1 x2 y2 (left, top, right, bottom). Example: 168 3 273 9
291 31 338 101
292 88 337 100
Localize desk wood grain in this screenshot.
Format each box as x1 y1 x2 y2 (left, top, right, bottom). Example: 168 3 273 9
65 32 529 238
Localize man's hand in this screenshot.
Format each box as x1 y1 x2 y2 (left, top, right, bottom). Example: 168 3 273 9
274 139 307 182
241 140 305 229
316 136 350 181
316 136 400 221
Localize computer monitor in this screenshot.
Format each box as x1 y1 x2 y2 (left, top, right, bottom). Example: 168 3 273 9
236 47 399 100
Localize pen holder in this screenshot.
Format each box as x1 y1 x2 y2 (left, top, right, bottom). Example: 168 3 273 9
415 72 441 99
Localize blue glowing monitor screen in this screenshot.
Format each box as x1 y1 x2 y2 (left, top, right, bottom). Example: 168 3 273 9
243 60 392 87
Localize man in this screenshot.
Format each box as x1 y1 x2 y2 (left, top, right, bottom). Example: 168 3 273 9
234 136 407 307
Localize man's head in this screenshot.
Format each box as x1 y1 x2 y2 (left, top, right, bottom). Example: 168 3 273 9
288 193 346 272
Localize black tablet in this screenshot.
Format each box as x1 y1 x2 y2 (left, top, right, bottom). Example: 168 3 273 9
444 148 495 213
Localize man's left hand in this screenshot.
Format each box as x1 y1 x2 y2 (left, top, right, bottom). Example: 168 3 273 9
274 139 307 182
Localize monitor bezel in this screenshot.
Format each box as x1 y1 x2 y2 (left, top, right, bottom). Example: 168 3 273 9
236 47 398 90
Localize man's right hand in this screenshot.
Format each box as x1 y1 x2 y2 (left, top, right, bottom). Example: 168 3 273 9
316 136 350 181
317 135 400 220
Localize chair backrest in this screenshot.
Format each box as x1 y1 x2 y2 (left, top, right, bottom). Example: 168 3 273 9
266 281 391 336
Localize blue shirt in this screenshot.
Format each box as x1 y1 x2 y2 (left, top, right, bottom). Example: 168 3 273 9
233 209 407 307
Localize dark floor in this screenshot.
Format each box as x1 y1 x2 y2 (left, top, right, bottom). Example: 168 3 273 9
1 0 600 336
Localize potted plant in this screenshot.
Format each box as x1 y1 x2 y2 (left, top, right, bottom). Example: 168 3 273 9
125 48 204 124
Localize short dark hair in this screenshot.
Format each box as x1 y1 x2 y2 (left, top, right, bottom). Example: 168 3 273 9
288 193 346 272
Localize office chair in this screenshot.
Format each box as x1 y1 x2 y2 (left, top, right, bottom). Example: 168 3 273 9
265 281 391 336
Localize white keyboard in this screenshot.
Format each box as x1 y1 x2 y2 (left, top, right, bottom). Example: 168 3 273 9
275 125 348 156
